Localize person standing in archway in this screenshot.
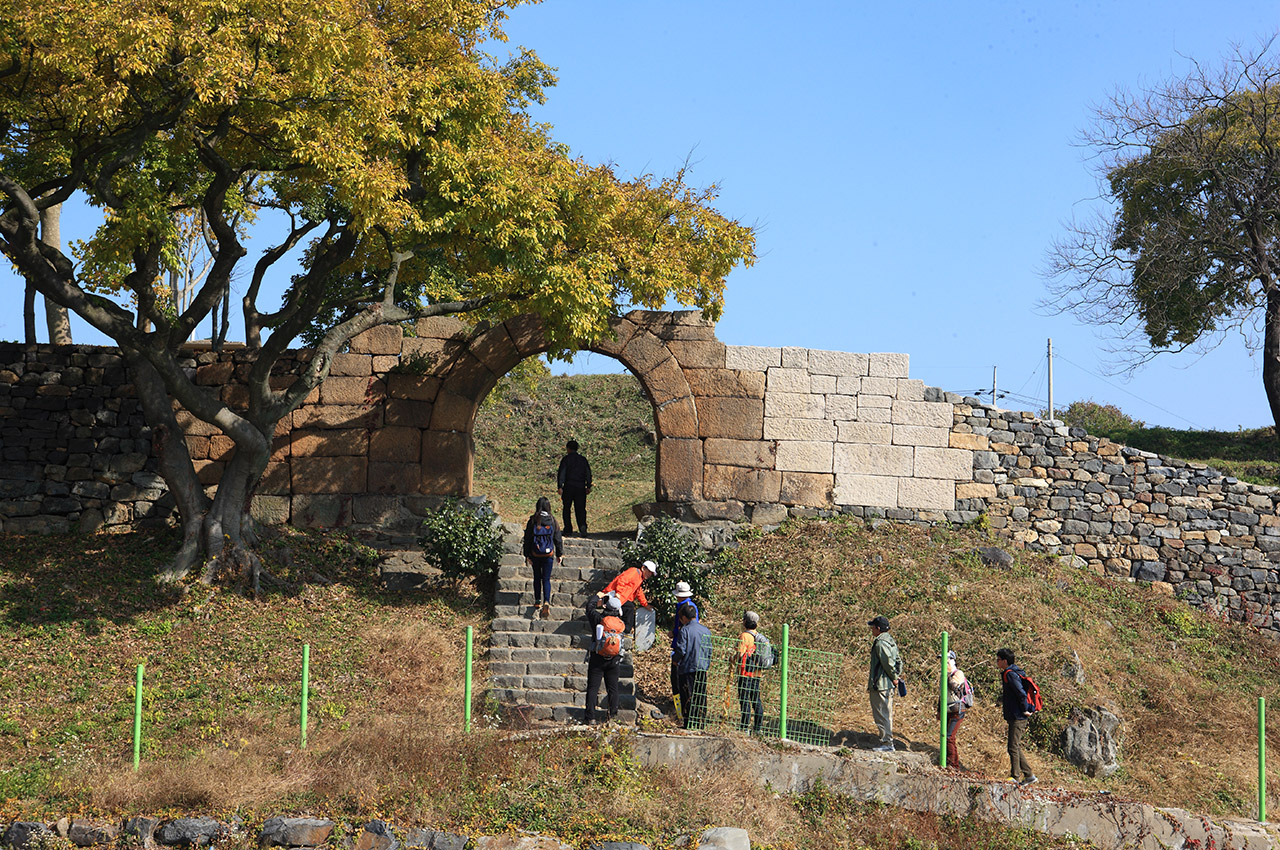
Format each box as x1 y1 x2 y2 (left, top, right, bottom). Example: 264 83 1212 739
557 439 592 535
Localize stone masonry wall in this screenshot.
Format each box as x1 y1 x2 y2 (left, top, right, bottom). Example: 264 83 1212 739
4 322 1280 635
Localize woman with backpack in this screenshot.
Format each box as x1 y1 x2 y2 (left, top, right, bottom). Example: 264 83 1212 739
523 497 563 619
944 650 973 769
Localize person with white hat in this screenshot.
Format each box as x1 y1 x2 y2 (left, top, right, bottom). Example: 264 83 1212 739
583 593 625 724
669 580 698 722
597 558 656 634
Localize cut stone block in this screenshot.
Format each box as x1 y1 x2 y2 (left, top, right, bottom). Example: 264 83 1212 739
704 438 777 468
780 472 835 506
868 352 909 378
684 368 765 399
913 446 973 481
898 477 955 510
838 421 893 444
698 397 764 439
703 465 781 502
763 417 837 442
892 425 949 448
775 441 834 474
724 345 781 372
891 400 953 428
825 394 858 420
834 474 898 507
808 349 869 377
764 392 825 420
766 367 811 394
834 443 913 477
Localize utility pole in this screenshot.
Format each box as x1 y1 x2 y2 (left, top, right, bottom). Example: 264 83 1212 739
992 366 998 410
1047 338 1054 420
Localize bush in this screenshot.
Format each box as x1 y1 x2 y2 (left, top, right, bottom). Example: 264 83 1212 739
417 499 504 585
620 517 713 623
1055 399 1144 434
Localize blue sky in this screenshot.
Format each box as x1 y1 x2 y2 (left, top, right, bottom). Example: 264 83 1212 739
5 2 1280 429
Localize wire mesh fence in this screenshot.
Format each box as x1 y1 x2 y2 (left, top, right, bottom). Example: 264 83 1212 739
681 633 843 747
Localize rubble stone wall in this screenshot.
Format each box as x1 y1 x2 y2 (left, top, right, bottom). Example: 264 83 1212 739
4 315 1280 634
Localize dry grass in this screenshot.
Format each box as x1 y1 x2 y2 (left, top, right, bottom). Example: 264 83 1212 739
634 517 1280 819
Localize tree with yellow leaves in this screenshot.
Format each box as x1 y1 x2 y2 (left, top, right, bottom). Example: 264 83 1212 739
0 0 755 581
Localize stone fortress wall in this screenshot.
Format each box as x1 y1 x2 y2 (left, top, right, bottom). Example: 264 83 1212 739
1 309 1278 633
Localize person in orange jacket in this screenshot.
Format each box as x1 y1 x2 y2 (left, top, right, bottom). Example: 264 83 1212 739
597 559 655 634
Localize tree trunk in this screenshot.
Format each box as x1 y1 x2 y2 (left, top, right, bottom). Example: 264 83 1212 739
40 204 72 344
23 280 35 343
1265 287 1280 441
126 349 280 587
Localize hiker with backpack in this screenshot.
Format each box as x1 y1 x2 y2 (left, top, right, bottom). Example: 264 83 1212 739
583 593 626 725
996 647 1040 786
597 559 656 635
674 601 712 730
734 610 772 734
944 650 974 769
669 581 698 723
522 497 564 620
867 614 904 752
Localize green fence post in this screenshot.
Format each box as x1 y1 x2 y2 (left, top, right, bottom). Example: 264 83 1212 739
300 643 310 749
132 663 144 771
464 626 473 733
939 632 949 768
1261 696 1267 822
780 623 790 741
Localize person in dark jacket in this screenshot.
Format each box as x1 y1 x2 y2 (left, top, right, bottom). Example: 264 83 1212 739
675 602 712 730
522 496 563 620
583 594 625 724
996 647 1037 785
557 439 592 535
670 581 698 722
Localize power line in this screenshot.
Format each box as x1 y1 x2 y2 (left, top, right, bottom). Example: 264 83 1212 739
1054 351 1203 429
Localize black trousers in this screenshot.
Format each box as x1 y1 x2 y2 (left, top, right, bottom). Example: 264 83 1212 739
737 675 763 732
561 485 588 533
680 669 707 730
621 599 636 634
585 654 620 722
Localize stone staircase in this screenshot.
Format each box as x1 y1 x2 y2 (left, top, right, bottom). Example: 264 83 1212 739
487 534 638 724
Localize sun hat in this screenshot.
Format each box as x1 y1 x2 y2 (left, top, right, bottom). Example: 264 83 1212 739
673 581 693 599
947 650 957 662
642 560 658 575
605 594 622 612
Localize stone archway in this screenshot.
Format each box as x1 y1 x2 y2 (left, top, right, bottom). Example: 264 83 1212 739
412 310 712 504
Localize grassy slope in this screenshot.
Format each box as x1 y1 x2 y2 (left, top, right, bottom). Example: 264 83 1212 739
0 531 1084 850
472 373 655 530
7 379 1280 845
1096 424 1280 485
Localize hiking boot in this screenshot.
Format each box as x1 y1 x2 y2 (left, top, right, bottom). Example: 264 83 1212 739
540 603 551 620
1018 774 1038 786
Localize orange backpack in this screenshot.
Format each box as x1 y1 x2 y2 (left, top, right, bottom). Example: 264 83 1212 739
596 615 625 658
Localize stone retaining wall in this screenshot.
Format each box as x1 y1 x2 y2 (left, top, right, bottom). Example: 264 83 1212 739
4 323 1280 634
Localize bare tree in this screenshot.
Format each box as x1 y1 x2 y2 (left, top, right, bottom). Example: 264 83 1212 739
1046 39 1280 432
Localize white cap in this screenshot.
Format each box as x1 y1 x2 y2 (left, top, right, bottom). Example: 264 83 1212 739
673 581 693 599
642 560 658 575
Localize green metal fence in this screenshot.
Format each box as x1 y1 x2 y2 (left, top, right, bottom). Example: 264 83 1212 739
682 631 843 747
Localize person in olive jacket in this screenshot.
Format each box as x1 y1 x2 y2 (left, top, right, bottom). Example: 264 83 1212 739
866 615 903 752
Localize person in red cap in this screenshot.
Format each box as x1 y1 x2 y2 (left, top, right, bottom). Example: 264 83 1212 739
597 559 655 634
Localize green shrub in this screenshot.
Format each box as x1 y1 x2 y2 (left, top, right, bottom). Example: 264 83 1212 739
1055 399 1144 433
417 499 504 584
620 517 713 623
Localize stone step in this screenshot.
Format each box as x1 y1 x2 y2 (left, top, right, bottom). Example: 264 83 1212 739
489 687 638 711
488 659 635 678
497 565 621 583
524 705 637 724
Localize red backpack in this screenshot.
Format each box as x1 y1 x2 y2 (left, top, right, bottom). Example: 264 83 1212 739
596 615 625 658
1004 667 1043 712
